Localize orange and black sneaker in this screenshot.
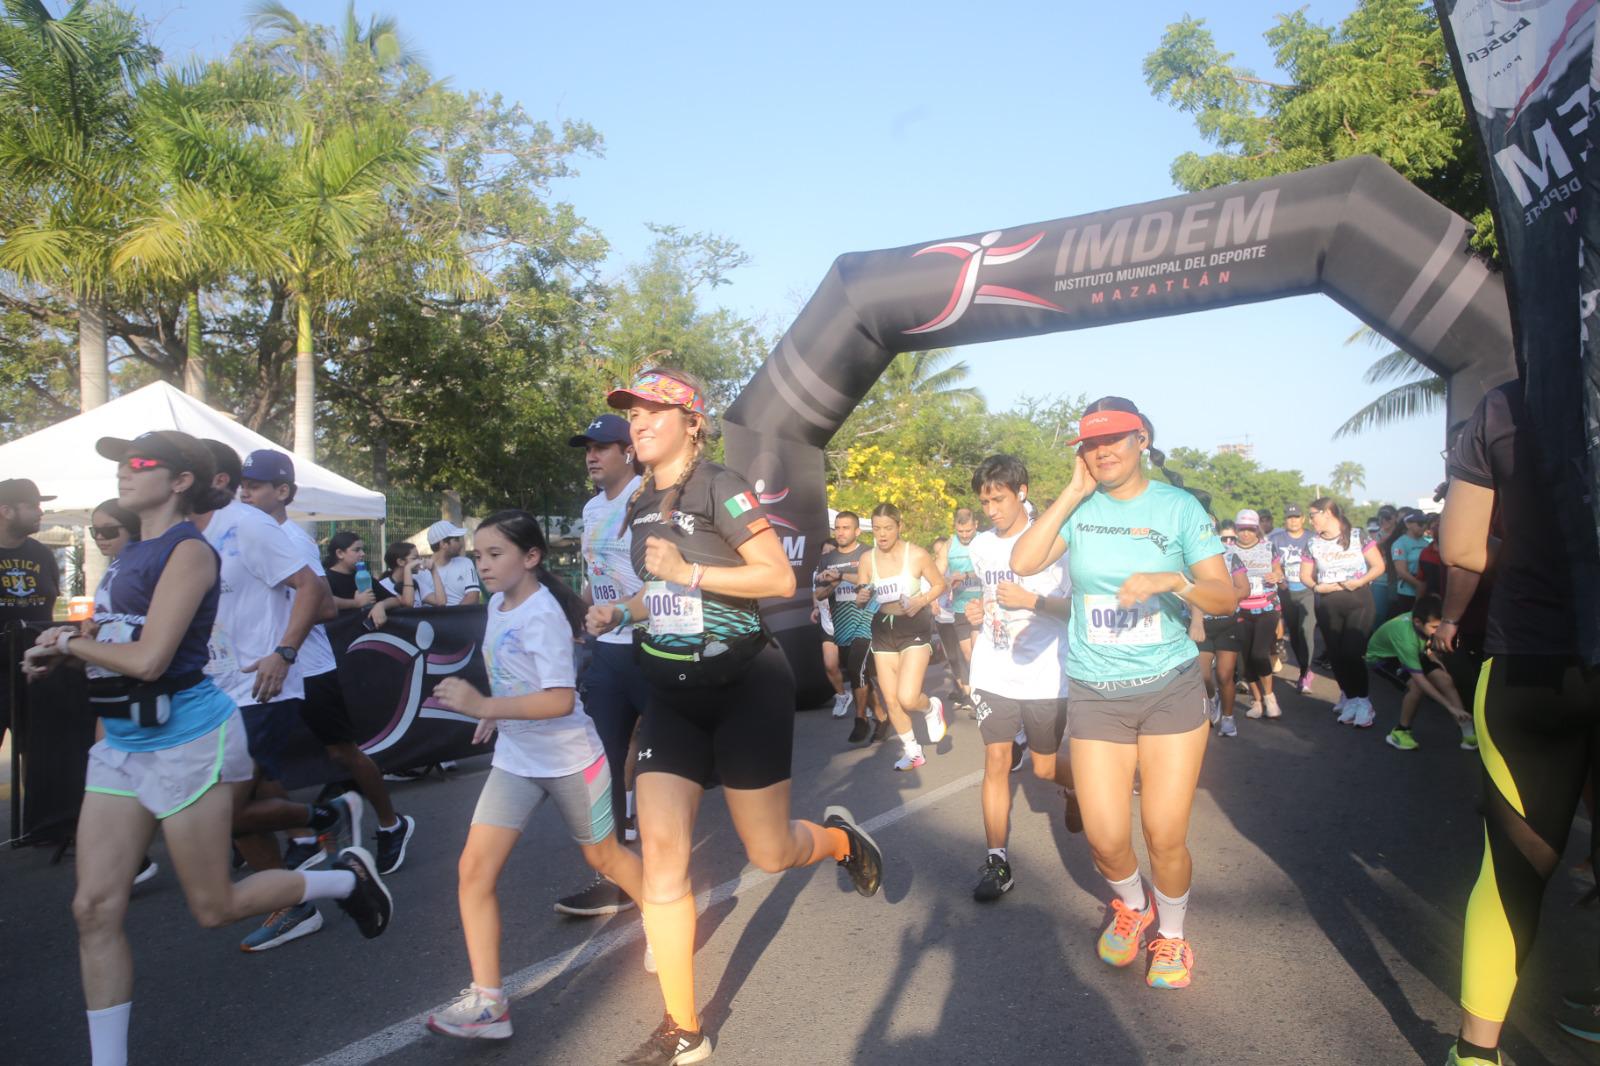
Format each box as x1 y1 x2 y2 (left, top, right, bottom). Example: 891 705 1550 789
1145 936 1195 989
1096 898 1154 967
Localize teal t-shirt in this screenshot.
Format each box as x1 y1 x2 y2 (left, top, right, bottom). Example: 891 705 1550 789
947 535 981 610
1391 534 1429 597
1059 480 1223 682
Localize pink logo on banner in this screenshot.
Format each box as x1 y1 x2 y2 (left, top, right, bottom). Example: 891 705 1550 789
904 230 1064 335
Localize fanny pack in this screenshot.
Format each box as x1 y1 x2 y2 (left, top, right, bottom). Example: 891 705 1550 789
636 629 770 689
87 671 203 728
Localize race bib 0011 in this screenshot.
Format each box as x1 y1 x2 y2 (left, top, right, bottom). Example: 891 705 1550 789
1083 593 1161 646
644 580 705 637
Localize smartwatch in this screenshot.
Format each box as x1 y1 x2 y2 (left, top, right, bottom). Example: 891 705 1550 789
274 645 298 664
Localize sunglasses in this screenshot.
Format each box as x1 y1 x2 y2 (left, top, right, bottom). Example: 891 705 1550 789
125 456 166 471
1220 535 1238 543
1308 509 1325 517
90 524 125 539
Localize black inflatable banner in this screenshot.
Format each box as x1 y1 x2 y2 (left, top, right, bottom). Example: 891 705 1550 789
725 156 1517 705
1436 0 1600 665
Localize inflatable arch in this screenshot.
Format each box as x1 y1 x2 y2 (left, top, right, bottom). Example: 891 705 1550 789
721 156 1516 706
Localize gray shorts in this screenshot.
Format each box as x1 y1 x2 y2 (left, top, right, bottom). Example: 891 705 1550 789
471 757 615 845
976 690 1068 753
85 709 254 819
1066 660 1208 745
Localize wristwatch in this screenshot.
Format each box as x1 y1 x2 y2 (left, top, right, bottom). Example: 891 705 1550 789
274 645 298 664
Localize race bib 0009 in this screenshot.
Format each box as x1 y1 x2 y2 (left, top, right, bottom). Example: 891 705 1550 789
1083 593 1161 646
644 580 705 637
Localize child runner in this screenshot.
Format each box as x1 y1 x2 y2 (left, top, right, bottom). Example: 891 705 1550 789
23 431 390 1066
963 455 1076 902
1363 593 1476 752
1011 396 1236 991
1300 498 1386 727
424 510 646 1040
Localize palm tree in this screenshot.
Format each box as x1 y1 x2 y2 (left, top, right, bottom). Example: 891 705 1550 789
841 348 982 440
0 0 157 411
1329 461 1366 498
1333 326 1445 439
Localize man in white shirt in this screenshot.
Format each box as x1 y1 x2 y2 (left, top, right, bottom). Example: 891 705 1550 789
553 414 649 918
422 520 481 606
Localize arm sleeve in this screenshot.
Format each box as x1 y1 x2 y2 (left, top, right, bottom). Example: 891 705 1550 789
709 467 772 551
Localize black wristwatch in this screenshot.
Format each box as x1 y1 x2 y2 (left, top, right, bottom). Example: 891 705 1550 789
274 645 298 664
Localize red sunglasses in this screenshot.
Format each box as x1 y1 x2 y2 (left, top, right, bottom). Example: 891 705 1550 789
125 457 166 471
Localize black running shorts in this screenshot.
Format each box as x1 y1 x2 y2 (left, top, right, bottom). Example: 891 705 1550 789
299 669 356 747
871 610 934 654
1196 615 1244 655
635 641 795 791
842 637 871 689
976 690 1068 752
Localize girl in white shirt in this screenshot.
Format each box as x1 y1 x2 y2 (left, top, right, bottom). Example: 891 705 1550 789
426 510 644 1041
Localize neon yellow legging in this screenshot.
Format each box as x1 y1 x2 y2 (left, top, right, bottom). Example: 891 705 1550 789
1460 656 1600 1022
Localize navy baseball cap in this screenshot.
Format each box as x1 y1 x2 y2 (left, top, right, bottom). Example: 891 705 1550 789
241 449 296 484
568 414 632 447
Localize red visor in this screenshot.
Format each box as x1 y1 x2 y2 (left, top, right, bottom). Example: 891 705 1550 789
1068 409 1146 446
606 371 708 416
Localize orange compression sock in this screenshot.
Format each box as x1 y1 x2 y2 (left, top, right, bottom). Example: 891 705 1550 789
804 821 852 864
640 894 699 1032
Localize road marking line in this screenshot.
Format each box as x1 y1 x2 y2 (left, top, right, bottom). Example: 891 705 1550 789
301 769 983 1066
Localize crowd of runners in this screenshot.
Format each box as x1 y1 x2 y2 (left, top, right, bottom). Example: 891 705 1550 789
0 366 1588 1066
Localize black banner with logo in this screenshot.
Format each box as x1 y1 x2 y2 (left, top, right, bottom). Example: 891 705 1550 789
1435 0 1600 664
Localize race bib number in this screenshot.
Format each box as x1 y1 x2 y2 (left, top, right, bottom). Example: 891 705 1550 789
874 578 906 603
205 625 238 677
644 580 705 637
590 573 622 604
1248 573 1269 597
1084 594 1161 646
833 580 858 605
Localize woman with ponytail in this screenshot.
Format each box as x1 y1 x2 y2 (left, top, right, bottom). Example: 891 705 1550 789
1299 497 1385 727
1012 396 1236 992
585 367 883 1064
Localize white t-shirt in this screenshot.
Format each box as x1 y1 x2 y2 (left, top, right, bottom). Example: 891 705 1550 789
280 521 337 679
433 555 480 606
378 569 435 606
1305 528 1371 586
582 477 642 645
484 586 605 779
201 500 307 706
967 524 1072 700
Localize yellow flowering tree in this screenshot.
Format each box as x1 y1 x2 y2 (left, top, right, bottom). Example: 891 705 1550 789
831 444 959 547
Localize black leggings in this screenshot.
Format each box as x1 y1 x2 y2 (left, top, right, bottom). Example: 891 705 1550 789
1281 587 1316 676
1236 610 1279 683
1314 589 1373 698
1461 656 1600 1022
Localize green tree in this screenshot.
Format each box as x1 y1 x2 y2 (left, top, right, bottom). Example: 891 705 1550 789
1143 0 1495 254
1160 446 1323 521
1329 460 1367 498
1333 327 1445 438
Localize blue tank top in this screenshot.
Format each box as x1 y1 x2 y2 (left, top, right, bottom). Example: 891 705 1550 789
95 521 233 751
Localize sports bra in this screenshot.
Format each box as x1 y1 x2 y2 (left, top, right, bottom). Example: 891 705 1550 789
864 543 916 610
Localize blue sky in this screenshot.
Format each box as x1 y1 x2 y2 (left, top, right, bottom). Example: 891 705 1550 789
128 0 1448 507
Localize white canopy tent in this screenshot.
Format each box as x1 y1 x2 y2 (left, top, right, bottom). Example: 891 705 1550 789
0 381 386 523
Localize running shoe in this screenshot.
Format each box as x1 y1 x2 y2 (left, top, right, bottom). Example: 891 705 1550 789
1063 789 1083 834
1337 697 1359 725
1145 936 1195 989
1264 694 1281 719
1386 727 1419 752
972 854 1014 902
924 696 948 744
1217 715 1237 738
1097 898 1154 967
1010 737 1027 773
1351 698 1376 729
893 750 926 771
847 717 872 744
240 901 324 952
383 767 429 783
1443 1047 1500 1066
554 875 635 917
375 814 416 875
1245 702 1263 720
620 1014 711 1065
133 857 158 886
831 692 852 718
283 839 326 872
1206 694 1221 727
624 814 639 843
1460 729 1479 751
333 846 393 939
823 804 883 896
318 791 365 857
427 985 511 1040
1297 671 1316 694
871 718 891 743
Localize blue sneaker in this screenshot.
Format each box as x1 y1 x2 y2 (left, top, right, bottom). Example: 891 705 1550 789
240 901 323 953
317 791 365 857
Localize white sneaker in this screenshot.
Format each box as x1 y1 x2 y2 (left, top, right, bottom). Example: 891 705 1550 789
1218 715 1238 737
1206 694 1222 727
1332 693 1348 717
924 696 948 745
1264 694 1282 719
894 748 927 771
831 692 851 718
1350 698 1376 729
427 986 511 1040
1337 697 1359 725
643 943 657 974
1245 702 1264 720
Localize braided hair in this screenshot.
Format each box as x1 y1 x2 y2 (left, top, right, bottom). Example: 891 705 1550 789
627 365 713 520
1081 396 1213 513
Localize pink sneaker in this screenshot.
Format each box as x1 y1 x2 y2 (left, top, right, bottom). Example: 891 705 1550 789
1297 671 1315 694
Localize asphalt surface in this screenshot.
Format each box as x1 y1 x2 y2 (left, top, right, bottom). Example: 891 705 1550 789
4 663 1599 1066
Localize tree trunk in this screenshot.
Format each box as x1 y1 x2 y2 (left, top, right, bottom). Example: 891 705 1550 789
78 294 108 411
184 288 206 400
294 297 315 459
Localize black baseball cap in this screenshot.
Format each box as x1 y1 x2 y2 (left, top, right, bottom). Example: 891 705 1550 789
0 478 55 505
568 414 632 447
1283 503 1303 517
241 449 296 484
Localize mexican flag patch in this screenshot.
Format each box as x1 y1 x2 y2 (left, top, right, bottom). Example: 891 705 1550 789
723 491 758 517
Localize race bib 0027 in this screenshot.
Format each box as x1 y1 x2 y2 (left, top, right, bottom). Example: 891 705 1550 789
1083 593 1161 647
644 580 705 637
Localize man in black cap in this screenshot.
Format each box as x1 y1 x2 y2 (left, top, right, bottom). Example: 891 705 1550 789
553 414 649 918
1 477 60 745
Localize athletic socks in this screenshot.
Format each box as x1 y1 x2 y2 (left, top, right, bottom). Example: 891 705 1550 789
292 834 317 847
988 847 1007 863
306 803 337 832
87 1002 131 1066
640 894 699 1032
1153 886 1190 939
299 869 358 902
1455 1038 1500 1064
897 731 918 755
802 820 852 864
1106 869 1148 912
478 985 504 1001
377 818 402 833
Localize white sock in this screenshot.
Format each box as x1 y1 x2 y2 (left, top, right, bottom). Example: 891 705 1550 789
1154 886 1190 939
292 835 317 846
988 847 1007 862
476 984 504 1000
1105 869 1147 912
378 818 401 832
87 1002 131 1066
625 790 635 818
897 730 917 753
299 869 357 903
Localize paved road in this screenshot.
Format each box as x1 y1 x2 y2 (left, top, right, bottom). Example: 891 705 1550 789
4 666 1598 1065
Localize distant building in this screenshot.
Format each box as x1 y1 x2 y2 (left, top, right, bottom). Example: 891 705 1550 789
1217 441 1255 459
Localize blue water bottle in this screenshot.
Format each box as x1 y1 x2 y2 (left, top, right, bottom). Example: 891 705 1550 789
354 561 373 596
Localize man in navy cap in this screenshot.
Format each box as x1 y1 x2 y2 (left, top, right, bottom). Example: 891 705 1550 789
552 414 648 917
1 477 59 746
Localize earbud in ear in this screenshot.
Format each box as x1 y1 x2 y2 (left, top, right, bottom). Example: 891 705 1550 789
1018 490 1027 502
